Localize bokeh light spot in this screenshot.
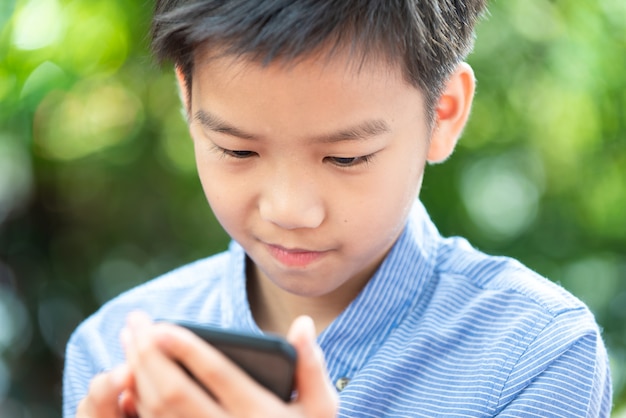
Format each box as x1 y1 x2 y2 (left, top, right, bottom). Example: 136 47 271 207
91 257 147 306
581 162 626 239
599 0 626 29
0 69 17 102
0 359 8 402
0 285 31 355
508 0 564 42
0 398 29 418
20 60 68 100
33 79 143 161
58 2 129 76
0 138 33 225
11 0 65 50
562 255 620 316
460 152 543 242
37 296 83 357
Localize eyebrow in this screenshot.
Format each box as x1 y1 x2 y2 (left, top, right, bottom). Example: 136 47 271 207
315 119 390 143
193 109 390 143
193 109 256 140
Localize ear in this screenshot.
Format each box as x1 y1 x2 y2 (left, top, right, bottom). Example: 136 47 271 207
427 62 475 163
175 66 191 119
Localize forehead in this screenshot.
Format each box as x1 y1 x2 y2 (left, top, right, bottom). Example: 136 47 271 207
186 44 430 143
189 47 423 116
191 42 410 88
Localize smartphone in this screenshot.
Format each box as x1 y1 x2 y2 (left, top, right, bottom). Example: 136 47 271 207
170 321 297 402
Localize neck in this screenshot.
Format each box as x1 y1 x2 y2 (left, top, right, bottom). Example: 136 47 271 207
246 261 369 336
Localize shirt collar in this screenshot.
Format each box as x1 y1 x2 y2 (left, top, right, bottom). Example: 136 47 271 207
220 241 258 331
317 200 440 379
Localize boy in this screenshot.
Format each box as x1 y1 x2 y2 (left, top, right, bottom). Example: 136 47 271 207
64 1 613 417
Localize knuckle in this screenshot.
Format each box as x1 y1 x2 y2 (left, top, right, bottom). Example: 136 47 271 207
193 356 229 388
195 367 226 391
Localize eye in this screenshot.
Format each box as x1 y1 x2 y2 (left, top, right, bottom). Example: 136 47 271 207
211 145 257 159
225 149 256 158
325 155 373 168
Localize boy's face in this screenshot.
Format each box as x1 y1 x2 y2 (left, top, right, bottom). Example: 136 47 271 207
184 49 433 300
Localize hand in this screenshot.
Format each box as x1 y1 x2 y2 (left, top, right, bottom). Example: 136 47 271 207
122 311 338 417
76 364 138 418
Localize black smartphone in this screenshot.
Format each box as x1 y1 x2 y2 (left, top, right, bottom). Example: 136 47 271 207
170 321 297 402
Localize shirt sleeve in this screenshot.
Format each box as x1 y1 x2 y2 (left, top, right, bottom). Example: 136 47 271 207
63 328 99 418
62 313 126 418
494 308 612 417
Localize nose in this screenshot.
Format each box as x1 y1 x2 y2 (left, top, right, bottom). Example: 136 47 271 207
259 168 325 230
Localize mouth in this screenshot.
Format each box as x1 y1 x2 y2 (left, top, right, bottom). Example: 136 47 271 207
265 243 328 268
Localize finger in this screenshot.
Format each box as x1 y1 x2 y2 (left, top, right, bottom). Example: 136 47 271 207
287 316 339 416
76 365 131 418
123 312 227 417
119 389 138 418
121 314 164 413
152 323 284 414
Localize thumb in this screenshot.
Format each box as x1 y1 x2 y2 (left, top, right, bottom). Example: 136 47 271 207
287 316 338 415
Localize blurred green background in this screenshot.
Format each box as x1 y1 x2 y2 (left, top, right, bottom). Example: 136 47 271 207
0 0 624 416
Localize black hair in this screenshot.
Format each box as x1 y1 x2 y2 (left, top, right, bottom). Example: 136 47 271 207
151 0 487 121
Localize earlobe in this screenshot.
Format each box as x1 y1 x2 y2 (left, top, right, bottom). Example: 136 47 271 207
427 62 475 164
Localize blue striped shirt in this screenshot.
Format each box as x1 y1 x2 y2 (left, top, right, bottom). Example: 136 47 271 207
63 201 612 417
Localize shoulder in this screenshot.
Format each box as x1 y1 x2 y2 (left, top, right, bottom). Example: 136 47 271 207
63 249 234 416
372 235 610 415
424 235 604 370
434 235 588 317
67 249 232 361
99 250 231 320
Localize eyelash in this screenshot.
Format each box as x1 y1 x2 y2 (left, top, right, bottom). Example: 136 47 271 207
211 145 257 159
211 145 375 168
324 155 374 168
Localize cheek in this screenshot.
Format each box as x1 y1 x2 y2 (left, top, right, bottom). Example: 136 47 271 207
367 162 423 214
350 163 424 243
200 182 248 241
340 174 418 243
195 161 244 226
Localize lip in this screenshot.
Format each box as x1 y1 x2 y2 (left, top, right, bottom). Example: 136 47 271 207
265 244 327 268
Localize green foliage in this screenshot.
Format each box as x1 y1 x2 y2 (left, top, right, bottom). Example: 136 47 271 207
0 0 624 415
